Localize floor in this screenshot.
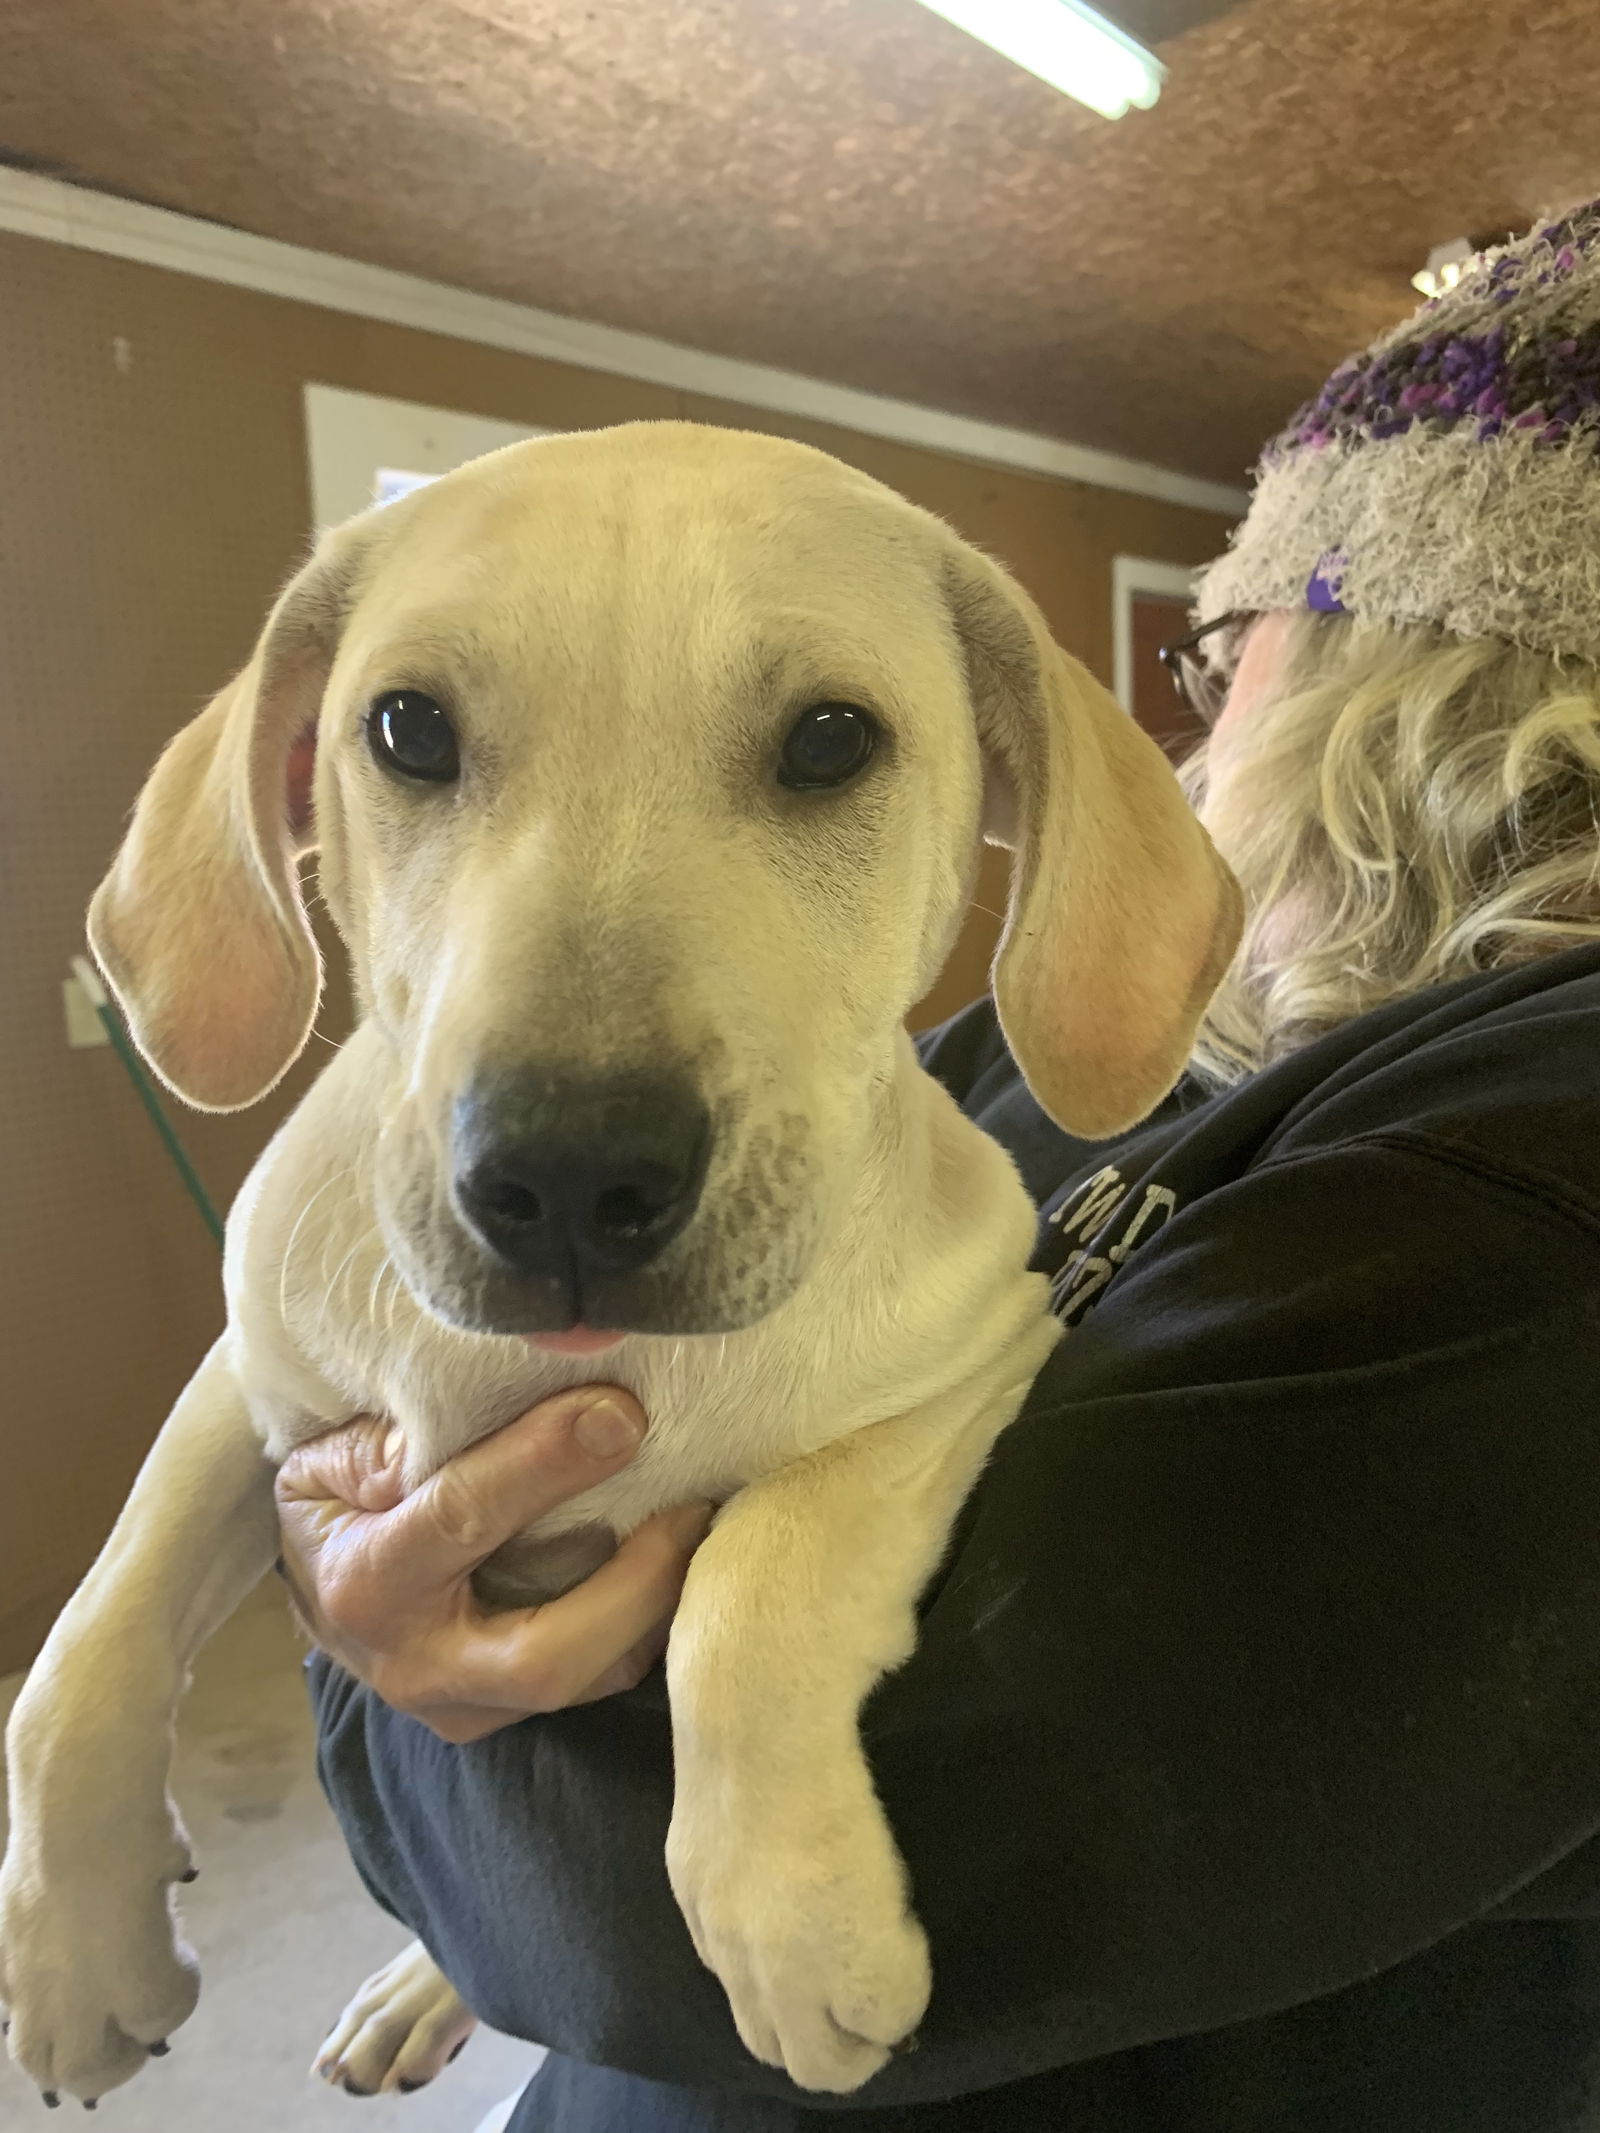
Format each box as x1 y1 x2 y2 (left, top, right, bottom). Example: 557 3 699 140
0 1578 543 2131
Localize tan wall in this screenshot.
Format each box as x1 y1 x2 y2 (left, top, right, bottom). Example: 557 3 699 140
0 225 1234 1671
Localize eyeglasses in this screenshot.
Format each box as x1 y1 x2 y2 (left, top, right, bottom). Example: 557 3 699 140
1158 611 1246 729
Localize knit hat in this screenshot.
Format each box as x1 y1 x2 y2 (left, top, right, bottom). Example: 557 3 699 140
1195 200 1600 664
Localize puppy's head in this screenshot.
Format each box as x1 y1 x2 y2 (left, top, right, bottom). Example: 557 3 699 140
90 423 1238 1338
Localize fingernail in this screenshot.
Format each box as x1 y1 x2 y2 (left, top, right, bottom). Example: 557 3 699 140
573 1396 644 1461
147 2041 170 2057
382 1424 406 1471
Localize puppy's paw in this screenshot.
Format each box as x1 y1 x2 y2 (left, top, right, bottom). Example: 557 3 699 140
0 1846 200 2105
666 1789 931 2094
313 1939 476 2097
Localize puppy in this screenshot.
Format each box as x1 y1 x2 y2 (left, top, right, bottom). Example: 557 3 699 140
0 423 1239 2105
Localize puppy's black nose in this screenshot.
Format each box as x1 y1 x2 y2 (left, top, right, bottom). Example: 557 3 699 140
453 1073 711 1284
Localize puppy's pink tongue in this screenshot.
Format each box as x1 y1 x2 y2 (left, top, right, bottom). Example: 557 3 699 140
527 1328 628 1356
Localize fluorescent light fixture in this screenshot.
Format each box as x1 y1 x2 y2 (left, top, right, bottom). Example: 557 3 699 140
914 0 1165 120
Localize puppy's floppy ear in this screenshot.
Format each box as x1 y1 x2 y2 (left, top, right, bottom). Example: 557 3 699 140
88 534 361 1112
946 546 1242 1138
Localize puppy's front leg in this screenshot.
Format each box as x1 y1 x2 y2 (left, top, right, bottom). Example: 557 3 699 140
0 1339 278 2103
665 1314 1057 2097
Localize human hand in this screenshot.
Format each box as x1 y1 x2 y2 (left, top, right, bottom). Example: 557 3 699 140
274 1387 710 1741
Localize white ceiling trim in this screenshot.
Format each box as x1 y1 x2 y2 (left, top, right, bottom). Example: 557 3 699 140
0 165 1248 516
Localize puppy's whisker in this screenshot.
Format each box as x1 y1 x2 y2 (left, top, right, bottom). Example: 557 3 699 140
369 1255 403 1346
315 1237 371 1338
276 1175 343 1329
375 1260 395 1339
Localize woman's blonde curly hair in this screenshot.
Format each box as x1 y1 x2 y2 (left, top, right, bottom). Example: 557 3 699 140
1180 610 1600 1088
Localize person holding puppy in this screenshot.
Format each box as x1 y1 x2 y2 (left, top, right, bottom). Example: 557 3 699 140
282 203 1600 2131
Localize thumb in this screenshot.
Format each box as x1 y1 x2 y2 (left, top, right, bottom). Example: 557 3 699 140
376 1385 650 1586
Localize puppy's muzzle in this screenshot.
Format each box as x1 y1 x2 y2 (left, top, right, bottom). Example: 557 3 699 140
452 1070 712 1318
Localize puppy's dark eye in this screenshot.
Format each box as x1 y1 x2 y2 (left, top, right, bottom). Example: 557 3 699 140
366 691 460 784
777 703 877 791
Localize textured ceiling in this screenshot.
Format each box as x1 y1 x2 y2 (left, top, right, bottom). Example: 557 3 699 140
3 0 1599 483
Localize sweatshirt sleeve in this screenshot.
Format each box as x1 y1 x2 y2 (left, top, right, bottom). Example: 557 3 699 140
310 1134 1600 2109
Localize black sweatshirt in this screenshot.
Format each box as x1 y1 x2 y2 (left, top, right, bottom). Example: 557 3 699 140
311 942 1600 2131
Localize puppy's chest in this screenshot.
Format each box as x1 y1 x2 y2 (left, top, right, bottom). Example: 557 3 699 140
248 1215 856 1543
234 1082 1037 1583
373 1327 830 1525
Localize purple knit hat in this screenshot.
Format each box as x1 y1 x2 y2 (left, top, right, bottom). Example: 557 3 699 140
1195 200 1600 663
